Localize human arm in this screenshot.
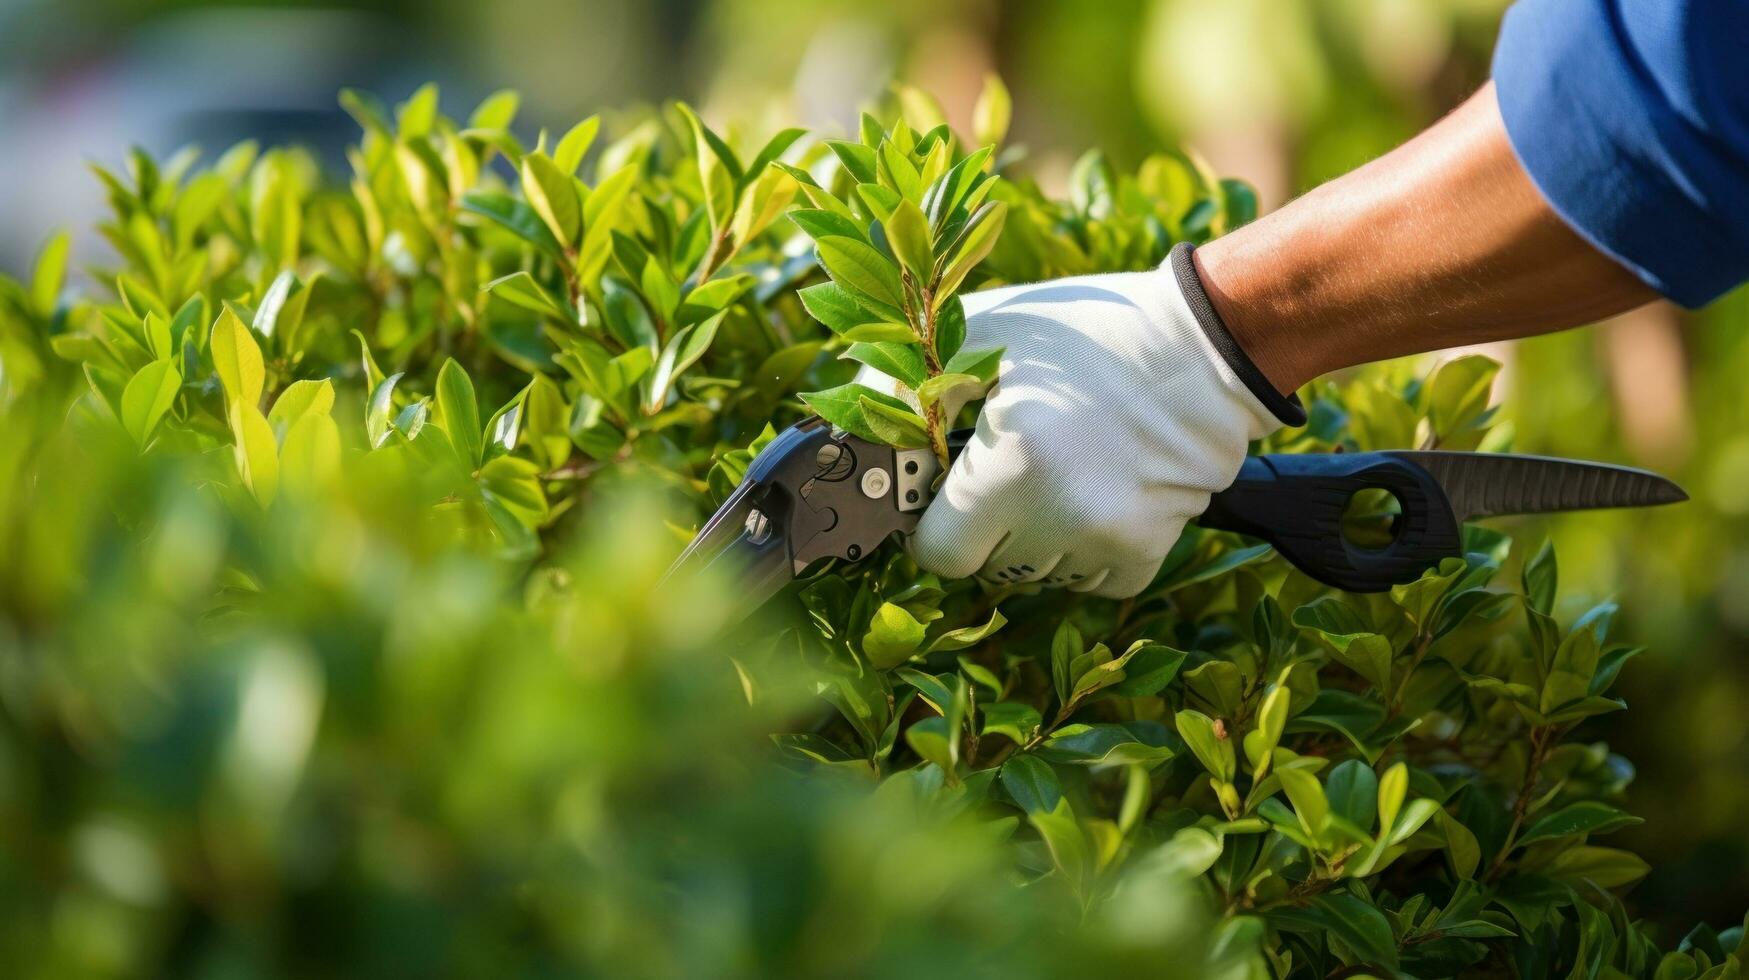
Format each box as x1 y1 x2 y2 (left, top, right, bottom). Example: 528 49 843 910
1195 82 1658 395
898 0 1749 597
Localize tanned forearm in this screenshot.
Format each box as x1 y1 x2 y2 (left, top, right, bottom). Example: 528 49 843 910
1193 82 1658 395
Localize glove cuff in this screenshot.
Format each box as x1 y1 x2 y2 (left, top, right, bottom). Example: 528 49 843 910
1167 242 1307 427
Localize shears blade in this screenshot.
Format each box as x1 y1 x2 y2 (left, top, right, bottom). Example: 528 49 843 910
662 480 794 625
1391 451 1687 522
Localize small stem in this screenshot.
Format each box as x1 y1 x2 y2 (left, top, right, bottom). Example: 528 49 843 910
1484 724 1553 881
692 230 735 285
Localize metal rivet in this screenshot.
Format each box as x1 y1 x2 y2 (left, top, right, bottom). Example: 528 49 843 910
847 544 862 560
861 467 891 499
905 489 919 504
744 509 772 545
904 459 918 475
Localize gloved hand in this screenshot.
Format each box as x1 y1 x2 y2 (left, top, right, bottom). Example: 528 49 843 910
867 243 1304 598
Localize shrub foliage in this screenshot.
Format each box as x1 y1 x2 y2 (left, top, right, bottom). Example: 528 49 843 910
0 80 1743 978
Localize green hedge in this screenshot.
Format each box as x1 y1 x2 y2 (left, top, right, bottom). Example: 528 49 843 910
0 81 1742 978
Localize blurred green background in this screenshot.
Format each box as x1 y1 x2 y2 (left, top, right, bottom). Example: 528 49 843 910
2 0 1742 940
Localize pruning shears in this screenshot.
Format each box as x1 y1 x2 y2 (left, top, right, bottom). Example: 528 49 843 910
667 416 1686 622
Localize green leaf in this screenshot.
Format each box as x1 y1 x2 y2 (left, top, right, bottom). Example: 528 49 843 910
1000 755 1060 814
839 322 919 344
1516 801 1643 847
1377 761 1408 834
885 199 933 281
858 396 930 449
943 345 1002 383
436 359 482 467
31 229 70 317
231 403 279 506
925 609 1006 653
553 115 601 175
841 342 924 389
972 74 1012 147
816 236 904 312
787 208 865 244
798 282 875 336
267 379 335 436
367 372 404 449
677 104 739 229
1242 683 1292 777
1312 893 1400 970
800 383 911 444
1523 538 1558 616
1277 767 1329 840
936 201 1007 300
1174 709 1235 783
210 307 264 409
646 311 724 414
280 411 340 495
981 702 1040 745
119 358 181 447
862 601 927 668
825 140 878 184
1106 644 1186 697
1544 846 1651 889
484 271 570 320
521 153 581 248
396 82 440 139
1425 354 1500 439
467 89 520 130
1050 620 1082 706
1323 760 1379 832
462 192 563 256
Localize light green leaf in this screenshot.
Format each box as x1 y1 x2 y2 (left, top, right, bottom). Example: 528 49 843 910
862 601 927 668
840 322 919 344
467 89 520 131
1377 761 1407 833
484 271 570 320
281 412 340 496
646 311 724 414
267 379 335 436
521 153 581 248
1174 709 1235 783
31 229 70 317
231 403 279 506
119 358 181 447
885 199 933 281
936 201 1007 301
553 115 601 175
367 372 403 449
210 306 264 409
925 609 1006 653
436 359 482 467
396 83 440 139
972 74 1012 146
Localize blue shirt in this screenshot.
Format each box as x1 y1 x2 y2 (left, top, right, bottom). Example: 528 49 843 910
1493 0 1749 308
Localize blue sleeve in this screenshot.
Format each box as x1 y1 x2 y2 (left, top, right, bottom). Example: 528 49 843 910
1492 0 1749 308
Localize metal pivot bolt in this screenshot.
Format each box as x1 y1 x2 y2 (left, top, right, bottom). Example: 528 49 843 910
861 467 891 499
743 508 772 545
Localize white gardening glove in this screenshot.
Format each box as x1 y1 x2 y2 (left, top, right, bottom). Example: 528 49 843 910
864 243 1304 598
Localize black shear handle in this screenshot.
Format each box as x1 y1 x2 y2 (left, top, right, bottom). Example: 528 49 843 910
1197 452 1464 592
945 429 1463 593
